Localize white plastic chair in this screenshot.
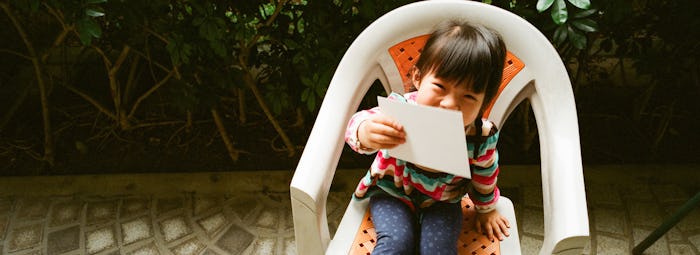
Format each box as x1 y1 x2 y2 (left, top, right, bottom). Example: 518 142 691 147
290 1 590 254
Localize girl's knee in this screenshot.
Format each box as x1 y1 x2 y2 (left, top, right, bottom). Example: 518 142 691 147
373 222 415 254
373 234 415 255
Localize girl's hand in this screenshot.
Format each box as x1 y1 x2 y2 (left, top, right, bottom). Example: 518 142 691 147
357 114 406 150
476 210 510 241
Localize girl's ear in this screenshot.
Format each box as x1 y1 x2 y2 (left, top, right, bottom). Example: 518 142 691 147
410 66 421 89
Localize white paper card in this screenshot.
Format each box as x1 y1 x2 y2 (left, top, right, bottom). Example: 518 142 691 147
377 96 470 178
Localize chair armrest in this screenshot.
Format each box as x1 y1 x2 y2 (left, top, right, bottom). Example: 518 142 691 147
530 77 590 255
290 93 356 255
290 46 385 255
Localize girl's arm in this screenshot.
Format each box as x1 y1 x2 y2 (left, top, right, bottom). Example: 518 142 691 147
469 120 500 213
345 107 381 154
470 119 510 241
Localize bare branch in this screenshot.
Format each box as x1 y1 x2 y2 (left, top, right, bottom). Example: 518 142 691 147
128 120 186 130
2 2 55 165
110 45 131 77
127 68 176 119
92 46 113 70
0 48 31 60
144 27 170 44
43 3 67 29
130 48 172 73
211 108 240 161
64 84 117 120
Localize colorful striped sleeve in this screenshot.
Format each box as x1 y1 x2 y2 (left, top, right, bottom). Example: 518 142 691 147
345 92 411 155
345 106 380 155
469 119 501 213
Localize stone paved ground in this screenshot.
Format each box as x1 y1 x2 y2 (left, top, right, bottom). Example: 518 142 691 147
0 165 698 254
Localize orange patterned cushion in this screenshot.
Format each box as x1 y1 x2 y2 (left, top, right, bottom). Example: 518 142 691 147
349 197 500 255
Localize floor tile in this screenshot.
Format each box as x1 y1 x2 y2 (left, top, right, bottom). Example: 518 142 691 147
7 223 43 252
86 225 117 254
47 226 80 255
215 225 254 254
159 215 191 243
122 217 153 245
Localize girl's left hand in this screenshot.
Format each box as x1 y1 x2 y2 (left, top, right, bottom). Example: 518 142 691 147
475 210 510 241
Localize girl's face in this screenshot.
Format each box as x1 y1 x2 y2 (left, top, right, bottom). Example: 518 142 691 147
413 71 485 127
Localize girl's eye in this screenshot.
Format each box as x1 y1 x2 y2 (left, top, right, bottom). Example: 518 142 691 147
463 95 481 104
433 84 445 90
463 94 477 100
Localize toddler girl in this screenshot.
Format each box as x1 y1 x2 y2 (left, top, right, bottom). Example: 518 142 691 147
345 20 510 254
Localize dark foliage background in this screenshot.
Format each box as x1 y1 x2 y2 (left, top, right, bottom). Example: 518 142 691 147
1 0 698 176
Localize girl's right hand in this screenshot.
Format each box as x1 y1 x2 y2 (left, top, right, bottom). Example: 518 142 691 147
357 114 406 150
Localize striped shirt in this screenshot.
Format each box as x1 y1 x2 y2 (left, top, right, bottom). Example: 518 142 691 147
345 92 500 213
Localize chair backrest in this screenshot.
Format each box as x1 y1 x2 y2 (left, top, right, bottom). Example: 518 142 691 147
290 1 589 254
332 0 557 128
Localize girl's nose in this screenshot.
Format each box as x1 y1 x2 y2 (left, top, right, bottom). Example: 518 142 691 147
440 95 459 110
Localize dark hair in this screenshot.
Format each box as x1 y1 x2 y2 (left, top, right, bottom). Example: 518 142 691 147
413 20 506 109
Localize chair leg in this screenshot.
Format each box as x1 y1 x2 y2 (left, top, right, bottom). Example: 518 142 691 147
632 191 700 255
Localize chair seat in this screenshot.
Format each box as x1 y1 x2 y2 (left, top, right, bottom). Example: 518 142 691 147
347 196 518 255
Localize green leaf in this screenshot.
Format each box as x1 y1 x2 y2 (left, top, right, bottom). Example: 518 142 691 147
296 18 306 33
572 8 597 19
166 37 192 65
263 3 276 17
259 3 276 19
571 18 598 32
78 30 92 45
315 84 326 97
553 24 568 45
306 95 316 112
567 0 591 10
568 26 587 49
301 88 309 101
536 0 554 12
166 44 178 62
283 39 299 50
550 0 568 25
85 0 108 3
76 18 101 45
199 19 220 41
318 72 331 95
81 19 98 36
292 54 305 65
85 21 102 38
301 77 312 86
210 42 227 57
86 9 105 17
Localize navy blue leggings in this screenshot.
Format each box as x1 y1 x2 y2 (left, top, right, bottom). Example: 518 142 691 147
369 195 462 255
